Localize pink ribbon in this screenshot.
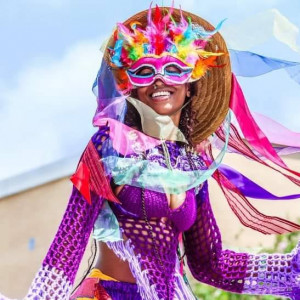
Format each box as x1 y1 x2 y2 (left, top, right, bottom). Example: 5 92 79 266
230 74 300 177
253 112 300 147
94 118 163 155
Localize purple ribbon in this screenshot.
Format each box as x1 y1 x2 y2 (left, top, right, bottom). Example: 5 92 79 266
219 164 300 200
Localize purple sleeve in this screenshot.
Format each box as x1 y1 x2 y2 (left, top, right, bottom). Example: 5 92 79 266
42 187 103 284
42 127 110 284
184 181 248 294
21 187 104 300
18 128 109 300
184 181 300 299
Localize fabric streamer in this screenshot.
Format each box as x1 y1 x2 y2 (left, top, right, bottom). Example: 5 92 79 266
94 118 164 155
94 113 230 194
222 9 300 53
230 74 300 179
213 168 300 234
230 74 287 168
92 201 122 242
219 164 300 200
252 112 300 148
230 49 300 85
275 147 300 156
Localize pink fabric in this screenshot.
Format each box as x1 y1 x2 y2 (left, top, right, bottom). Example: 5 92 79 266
253 112 300 147
229 74 286 168
94 118 163 155
230 74 300 178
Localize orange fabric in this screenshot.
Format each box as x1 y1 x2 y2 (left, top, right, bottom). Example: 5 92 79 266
70 269 116 300
89 268 118 281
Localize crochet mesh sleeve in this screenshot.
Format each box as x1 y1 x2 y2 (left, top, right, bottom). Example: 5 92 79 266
184 181 300 299
0 128 109 300
24 188 103 300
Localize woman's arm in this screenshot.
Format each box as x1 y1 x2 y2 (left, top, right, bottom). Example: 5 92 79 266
184 181 300 299
25 188 103 300
0 127 111 300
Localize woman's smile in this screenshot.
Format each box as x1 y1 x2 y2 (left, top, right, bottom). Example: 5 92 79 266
136 80 189 125
150 90 173 101
149 87 175 102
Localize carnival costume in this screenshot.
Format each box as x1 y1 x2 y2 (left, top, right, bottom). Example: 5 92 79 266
2 5 300 300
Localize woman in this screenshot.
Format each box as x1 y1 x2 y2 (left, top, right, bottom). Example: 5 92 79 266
1 5 300 300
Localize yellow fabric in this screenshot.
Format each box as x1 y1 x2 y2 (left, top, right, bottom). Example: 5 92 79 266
74 269 118 299
89 268 119 281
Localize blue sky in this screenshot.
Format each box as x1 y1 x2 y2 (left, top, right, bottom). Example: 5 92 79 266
0 0 300 181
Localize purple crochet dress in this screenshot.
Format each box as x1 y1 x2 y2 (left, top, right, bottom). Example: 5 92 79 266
92 127 300 300
1 127 300 300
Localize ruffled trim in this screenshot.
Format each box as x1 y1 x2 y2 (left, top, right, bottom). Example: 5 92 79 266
0 265 72 300
106 240 196 300
107 239 160 300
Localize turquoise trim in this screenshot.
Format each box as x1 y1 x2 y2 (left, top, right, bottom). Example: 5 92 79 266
93 201 122 242
101 112 231 194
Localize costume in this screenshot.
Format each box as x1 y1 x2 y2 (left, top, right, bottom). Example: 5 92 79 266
2 5 300 300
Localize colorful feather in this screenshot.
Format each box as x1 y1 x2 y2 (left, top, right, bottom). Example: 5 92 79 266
109 4 226 91
162 1 174 26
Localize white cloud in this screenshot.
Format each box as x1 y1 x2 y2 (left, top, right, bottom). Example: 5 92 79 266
0 37 104 180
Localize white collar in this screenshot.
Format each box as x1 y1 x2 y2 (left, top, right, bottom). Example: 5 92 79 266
127 97 188 143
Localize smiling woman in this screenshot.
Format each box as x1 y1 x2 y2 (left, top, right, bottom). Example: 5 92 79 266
136 79 189 123
2 4 300 300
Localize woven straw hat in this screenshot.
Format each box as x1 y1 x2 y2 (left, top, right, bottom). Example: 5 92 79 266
104 7 232 145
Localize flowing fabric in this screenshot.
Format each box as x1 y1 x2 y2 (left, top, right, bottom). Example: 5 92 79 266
230 49 300 85
222 9 300 53
230 74 300 180
253 112 300 147
212 123 300 234
230 74 287 168
97 113 230 194
219 164 300 200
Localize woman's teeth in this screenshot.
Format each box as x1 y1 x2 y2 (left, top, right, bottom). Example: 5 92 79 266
151 91 171 98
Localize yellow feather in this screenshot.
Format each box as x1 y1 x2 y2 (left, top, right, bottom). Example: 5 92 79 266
191 60 208 79
197 50 224 58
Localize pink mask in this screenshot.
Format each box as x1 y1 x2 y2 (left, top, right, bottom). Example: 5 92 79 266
127 55 193 87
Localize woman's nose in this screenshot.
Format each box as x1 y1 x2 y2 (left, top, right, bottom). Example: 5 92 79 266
153 78 165 86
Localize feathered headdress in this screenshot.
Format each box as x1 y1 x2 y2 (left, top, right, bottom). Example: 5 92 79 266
108 4 226 91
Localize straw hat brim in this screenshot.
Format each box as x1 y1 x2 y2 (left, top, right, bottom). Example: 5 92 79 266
104 7 232 145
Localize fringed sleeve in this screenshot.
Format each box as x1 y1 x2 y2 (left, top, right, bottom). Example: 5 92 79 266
184 181 300 299
25 188 104 300
0 127 112 300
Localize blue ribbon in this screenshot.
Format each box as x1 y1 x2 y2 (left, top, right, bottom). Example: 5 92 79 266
230 49 300 85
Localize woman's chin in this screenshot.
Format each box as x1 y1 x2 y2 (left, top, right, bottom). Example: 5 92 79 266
150 103 174 115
